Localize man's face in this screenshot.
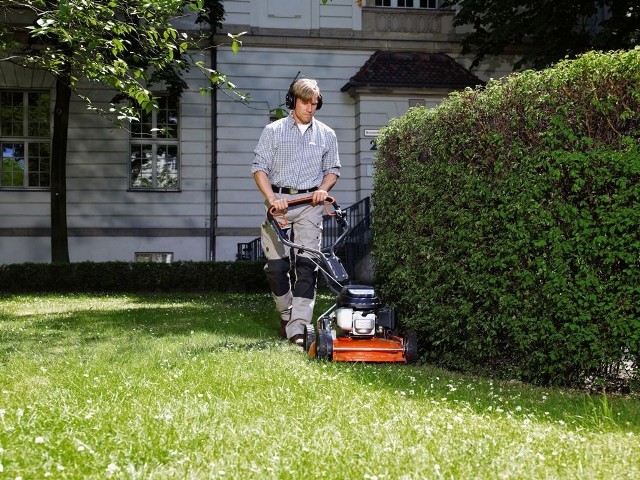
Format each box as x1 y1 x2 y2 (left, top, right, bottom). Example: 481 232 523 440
293 95 319 125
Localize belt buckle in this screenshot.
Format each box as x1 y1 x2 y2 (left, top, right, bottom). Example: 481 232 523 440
289 188 299 194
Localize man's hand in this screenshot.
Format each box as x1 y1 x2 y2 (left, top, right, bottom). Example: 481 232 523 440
312 189 329 205
269 196 289 212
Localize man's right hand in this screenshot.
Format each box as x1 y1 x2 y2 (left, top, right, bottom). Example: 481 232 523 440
269 196 288 212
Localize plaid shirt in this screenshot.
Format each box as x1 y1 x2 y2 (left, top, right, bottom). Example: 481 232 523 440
252 114 340 189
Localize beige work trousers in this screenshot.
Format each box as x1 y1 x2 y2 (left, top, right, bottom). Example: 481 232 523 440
261 199 323 338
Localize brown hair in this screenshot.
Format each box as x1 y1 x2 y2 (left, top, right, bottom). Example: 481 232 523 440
291 78 321 102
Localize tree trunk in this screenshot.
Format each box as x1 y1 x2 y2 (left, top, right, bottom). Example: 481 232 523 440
50 71 71 264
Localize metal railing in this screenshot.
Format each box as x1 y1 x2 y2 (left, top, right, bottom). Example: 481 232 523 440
236 197 372 280
321 197 371 279
236 237 264 261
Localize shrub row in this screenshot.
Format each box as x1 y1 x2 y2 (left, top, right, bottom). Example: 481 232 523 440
374 48 640 390
0 261 269 294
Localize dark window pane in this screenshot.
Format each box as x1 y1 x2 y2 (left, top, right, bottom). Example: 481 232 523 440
28 93 51 137
157 96 179 139
0 92 24 137
27 142 50 187
131 108 153 138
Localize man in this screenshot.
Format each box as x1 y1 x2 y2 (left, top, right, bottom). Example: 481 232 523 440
252 78 341 346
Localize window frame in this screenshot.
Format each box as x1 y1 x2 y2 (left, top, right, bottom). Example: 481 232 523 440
128 94 181 192
372 0 443 8
135 252 174 263
0 90 51 190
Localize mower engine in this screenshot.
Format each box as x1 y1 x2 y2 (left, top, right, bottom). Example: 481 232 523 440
307 282 415 363
334 285 395 337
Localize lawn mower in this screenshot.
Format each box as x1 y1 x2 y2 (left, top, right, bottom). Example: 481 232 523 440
267 195 418 363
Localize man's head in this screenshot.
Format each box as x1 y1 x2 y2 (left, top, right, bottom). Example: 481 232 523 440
289 78 323 125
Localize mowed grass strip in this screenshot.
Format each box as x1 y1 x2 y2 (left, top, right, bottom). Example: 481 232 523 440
0 293 638 479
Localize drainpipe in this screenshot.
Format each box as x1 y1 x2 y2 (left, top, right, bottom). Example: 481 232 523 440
209 31 218 261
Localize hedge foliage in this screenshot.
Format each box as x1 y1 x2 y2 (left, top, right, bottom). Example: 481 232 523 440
374 48 640 389
0 261 268 294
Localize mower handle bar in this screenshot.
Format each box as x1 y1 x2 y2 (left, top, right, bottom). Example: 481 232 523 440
267 195 350 257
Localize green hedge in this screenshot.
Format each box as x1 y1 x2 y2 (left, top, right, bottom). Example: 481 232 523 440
0 261 269 293
374 48 640 389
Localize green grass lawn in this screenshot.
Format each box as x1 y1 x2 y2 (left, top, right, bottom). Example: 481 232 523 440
0 293 638 479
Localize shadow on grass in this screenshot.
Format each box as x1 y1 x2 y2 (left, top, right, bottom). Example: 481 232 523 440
1 292 638 435
0 293 281 357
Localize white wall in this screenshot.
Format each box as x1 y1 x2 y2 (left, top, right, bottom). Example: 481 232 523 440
224 0 362 30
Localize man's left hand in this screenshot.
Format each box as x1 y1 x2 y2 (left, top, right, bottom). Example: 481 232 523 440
312 189 329 205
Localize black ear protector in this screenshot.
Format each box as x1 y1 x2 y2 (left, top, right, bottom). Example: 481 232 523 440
285 74 297 110
285 73 323 110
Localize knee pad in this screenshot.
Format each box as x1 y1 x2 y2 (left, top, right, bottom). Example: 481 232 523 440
293 256 318 299
264 257 291 296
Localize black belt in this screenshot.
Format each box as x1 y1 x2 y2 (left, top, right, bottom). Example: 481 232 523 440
271 185 318 194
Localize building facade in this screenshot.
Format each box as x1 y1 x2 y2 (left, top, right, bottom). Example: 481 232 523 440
0 0 517 264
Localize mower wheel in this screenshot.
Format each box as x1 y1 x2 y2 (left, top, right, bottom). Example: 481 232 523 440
315 329 333 360
403 329 418 364
303 323 315 352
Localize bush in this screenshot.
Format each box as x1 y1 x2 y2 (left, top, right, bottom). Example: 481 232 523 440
374 48 640 390
0 261 269 294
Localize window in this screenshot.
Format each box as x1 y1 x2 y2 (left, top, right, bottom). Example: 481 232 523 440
0 91 51 188
135 252 173 263
374 0 441 7
129 95 179 190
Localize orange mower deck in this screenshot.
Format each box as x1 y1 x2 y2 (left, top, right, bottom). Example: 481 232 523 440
309 335 408 363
